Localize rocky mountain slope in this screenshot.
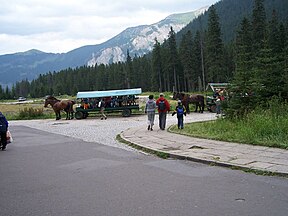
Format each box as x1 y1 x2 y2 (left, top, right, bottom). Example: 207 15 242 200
0 7 207 87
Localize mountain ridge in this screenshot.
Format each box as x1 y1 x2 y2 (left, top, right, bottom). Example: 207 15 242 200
0 7 208 87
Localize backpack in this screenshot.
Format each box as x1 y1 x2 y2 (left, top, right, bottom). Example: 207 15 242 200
0 117 7 132
177 106 184 115
158 100 166 111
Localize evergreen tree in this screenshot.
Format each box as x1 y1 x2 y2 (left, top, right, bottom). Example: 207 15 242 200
193 30 206 91
206 5 224 83
179 31 194 91
253 41 283 100
152 38 163 92
167 27 180 92
268 10 281 54
0 85 3 99
252 0 266 54
126 50 133 88
227 17 258 117
161 39 171 91
281 24 288 99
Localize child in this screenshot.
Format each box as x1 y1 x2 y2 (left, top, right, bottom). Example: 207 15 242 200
172 100 186 129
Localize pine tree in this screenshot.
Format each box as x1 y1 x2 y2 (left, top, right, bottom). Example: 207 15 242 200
193 31 206 91
206 5 224 83
281 24 288 99
152 38 163 92
226 17 256 117
0 85 3 99
126 50 133 88
179 31 194 92
167 27 180 92
268 10 281 54
252 0 266 54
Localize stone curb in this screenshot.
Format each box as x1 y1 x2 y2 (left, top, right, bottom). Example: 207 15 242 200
119 130 288 178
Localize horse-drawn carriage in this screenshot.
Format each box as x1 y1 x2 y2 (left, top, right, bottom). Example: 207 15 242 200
206 83 229 113
74 88 142 119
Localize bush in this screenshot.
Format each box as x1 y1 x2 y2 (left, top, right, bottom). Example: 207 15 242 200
19 107 45 119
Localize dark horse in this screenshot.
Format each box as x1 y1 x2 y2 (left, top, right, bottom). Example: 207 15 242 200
173 92 205 113
44 96 75 120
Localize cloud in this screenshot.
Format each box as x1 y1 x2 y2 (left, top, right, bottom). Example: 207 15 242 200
0 0 218 54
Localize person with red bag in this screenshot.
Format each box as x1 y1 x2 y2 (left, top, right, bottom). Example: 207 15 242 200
156 93 170 130
0 112 9 151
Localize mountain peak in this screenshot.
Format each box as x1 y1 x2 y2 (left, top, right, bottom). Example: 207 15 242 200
87 7 208 66
16 49 45 56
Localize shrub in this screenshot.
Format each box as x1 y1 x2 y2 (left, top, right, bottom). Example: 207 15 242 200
19 107 45 119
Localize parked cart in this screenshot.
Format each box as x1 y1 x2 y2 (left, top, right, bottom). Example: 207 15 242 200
206 83 229 112
75 88 142 119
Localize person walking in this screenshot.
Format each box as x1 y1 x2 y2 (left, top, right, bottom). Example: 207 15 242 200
0 112 9 151
215 96 221 118
172 100 186 129
98 98 107 120
156 93 170 130
145 95 157 131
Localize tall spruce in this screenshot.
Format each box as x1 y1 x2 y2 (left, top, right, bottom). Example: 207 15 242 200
167 27 180 92
125 50 133 88
193 30 206 91
152 38 163 92
179 31 194 92
206 5 224 83
227 17 257 117
252 0 266 54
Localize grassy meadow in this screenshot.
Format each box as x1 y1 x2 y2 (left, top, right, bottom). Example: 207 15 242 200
170 104 288 149
0 100 54 120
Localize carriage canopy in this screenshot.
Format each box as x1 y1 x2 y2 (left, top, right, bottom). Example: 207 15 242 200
76 88 142 99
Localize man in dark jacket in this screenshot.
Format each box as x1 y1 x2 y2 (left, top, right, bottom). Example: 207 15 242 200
0 112 9 151
156 93 170 130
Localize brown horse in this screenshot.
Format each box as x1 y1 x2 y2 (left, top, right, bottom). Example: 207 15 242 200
173 92 205 113
44 96 75 120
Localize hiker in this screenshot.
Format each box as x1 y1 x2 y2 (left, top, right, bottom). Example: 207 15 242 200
172 100 187 129
0 112 9 151
156 93 170 130
145 95 157 131
98 98 107 120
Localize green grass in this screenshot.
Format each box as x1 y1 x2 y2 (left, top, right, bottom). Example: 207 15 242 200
170 106 288 149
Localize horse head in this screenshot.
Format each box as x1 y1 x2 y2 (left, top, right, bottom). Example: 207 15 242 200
44 95 59 107
173 92 186 100
172 92 178 100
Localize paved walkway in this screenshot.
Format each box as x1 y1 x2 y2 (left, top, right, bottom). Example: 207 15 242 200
121 114 288 176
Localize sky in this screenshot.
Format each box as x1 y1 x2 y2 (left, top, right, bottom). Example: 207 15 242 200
0 0 219 55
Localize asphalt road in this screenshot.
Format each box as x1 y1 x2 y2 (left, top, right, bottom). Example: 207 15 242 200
0 125 288 216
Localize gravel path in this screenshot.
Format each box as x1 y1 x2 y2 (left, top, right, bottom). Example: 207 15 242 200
10 112 216 151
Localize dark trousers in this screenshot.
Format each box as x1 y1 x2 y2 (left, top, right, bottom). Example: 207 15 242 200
0 131 7 148
159 112 167 130
177 115 184 129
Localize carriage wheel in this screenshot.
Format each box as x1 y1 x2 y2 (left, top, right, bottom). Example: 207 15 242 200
209 105 216 113
75 111 84 119
122 109 131 117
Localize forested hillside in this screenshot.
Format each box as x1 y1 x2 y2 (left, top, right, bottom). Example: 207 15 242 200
178 0 288 43
1 0 287 104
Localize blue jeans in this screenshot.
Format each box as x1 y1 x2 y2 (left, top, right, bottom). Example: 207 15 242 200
177 115 184 129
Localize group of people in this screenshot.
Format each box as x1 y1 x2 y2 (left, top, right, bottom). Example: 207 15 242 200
145 93 186 131
81 95 137 110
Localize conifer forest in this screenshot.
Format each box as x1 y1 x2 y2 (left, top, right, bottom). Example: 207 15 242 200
1 0 287 114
